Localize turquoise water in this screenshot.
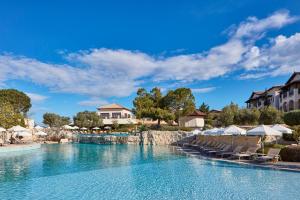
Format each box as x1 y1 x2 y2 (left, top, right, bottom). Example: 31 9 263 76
0 144 299 200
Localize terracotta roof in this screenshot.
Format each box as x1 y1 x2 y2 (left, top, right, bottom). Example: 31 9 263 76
188 110 206 117
285 72 300 85
98 103 131 111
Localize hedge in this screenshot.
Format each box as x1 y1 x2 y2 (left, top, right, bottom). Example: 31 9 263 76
280 145 300 162
283 110 300 126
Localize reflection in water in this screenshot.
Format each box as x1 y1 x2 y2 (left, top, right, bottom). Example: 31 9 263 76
0 144 184 182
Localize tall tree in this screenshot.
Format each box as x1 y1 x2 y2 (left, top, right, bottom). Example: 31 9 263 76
43 113 70 127
259 106 283 125
236 108 260 125
133 87 174 126
163 88 196 122
218 102 239 126
73 111 103 129
0 89 31 115
0 102 25 129
199 102 210 114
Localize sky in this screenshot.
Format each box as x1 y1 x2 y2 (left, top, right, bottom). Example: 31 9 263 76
0 0 300 124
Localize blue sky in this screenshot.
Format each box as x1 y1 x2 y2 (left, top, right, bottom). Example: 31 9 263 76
0 0 300 124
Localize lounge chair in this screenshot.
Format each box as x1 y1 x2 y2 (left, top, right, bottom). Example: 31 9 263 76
206 144 230 155
202 142 221 152
203 143 225 153
217 146 243 158
230 147 258 160
254 148 281 163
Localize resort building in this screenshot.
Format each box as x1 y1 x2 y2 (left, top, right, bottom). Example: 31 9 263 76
279 72 300 112
246 72 300 112
97 104 136 125
246 86 282 110
178 110 206 129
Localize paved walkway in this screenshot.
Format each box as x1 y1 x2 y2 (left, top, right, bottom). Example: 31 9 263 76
175 146 300 172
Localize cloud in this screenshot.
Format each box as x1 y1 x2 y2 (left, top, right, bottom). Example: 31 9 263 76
229 10 298 39
240 32 300 79
78 98 109 107
0 10 298 98
26 92 48 102
192 87 216 93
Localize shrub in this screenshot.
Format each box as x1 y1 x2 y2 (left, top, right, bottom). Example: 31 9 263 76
280 145 300 162
283 110 300 126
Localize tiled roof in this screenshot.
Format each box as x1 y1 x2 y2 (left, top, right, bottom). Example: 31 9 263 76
188 110 206 117
98 103 130 111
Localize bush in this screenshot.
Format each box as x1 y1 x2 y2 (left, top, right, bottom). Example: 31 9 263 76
280 145 300 162
148 125 193 132
284 110 300 126
257 143 285 154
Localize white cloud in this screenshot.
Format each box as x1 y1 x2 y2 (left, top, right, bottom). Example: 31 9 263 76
240 32 300 79
26 92 48 102
192 87 216 93
0 10 298 98
78 99 109 107
230 10 298 39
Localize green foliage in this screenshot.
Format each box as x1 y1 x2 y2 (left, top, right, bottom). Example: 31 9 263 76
43 113 71 127
73 111 103 129
199 102 210 114
133 87 175 126
112 120 119 130
235 108 260 125
291 126 300 142
283 110 300 126
163 88 196 122
218 102 239 126
0 89 31 115
258 106 283 125
149 125 193 132
0 102 25 129
280 146 300 162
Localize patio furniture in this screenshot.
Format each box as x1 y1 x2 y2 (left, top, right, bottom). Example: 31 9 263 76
217 146 243 158
254 148 281 163
230 147 259 160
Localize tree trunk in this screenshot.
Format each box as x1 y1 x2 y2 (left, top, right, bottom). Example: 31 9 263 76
157 119 161 127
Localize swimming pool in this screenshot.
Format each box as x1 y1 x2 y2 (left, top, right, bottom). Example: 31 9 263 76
0 144 299 200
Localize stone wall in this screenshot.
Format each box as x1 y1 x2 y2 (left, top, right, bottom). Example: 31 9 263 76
140 131 193 145
78 131 193 145
79 135 139 144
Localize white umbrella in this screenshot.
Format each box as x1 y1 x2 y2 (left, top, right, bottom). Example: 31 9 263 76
247 125 282 153
0 127 6 132
15 131 32 137
223 125 246 135
8 125 28 132
104 126 111 130
73 126 79 129
81 127 88 130
34 125 44 130
247 125 282 136
63 125 74 130
272 124 293 134
92 127 100 130
203 128 219 135
192 129 202 135
223 125 246 150
35 131 47 136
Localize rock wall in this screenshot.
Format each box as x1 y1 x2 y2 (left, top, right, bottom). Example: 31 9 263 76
140 131 193 145
78 131 193 145
79 135 139 144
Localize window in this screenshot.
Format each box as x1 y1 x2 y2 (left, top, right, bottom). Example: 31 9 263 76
289 88 294 96
112 112 121 118
100 113 109 119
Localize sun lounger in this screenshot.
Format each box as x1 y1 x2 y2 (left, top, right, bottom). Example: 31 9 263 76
230 147 258 160
254 148 281 163
203 143 224 153
217 146 243 158
206 144 230 155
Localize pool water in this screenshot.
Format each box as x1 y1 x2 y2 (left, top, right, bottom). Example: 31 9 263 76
0 144 299 200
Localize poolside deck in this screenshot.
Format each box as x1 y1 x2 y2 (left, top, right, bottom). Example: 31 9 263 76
176 146 300 172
